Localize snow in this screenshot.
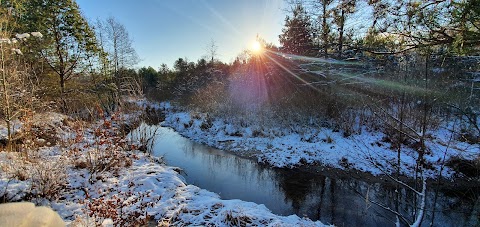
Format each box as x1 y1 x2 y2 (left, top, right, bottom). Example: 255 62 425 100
15 33 30 39
11 48 22 55
1 97 476 225
0 110 326 226
30 32 43 38
157 102 478 178
0 38 11 44
0 120 22 140
431 68 445 73
54 153 324 226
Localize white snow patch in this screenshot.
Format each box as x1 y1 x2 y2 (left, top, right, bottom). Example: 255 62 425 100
0 111 326 226
159 102 479 178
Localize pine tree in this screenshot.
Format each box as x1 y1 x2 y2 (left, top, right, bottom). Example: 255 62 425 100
317 0 334 57
279 4 315 56
365 0 479 54
333 0 356 58
450 0 480 54
19 0 98 110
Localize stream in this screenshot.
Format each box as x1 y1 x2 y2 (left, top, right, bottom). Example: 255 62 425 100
132 123 479 226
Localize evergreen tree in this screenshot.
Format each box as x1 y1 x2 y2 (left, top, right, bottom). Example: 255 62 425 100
138 66 158 90
19 0 98 109
333 0 356 58
158 63 170 75
316 0 334 57
174 58 188 76
279 4 315 56
451 0 480 54
157 63 171 85
365 0 480 54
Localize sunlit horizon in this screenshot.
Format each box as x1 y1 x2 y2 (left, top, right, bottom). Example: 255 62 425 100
249 40 263 54
77 0 286 68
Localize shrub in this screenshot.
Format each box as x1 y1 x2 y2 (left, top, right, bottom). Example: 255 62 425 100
84 185 158 226
29 154 68 200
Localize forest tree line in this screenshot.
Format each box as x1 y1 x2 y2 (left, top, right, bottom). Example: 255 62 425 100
1 0 479 140
0 0 242 119
278 0 479 58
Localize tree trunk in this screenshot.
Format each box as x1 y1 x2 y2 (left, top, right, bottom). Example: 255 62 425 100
59 73 67 112
322 2 328 57
338 10 345 58
1 42 12 150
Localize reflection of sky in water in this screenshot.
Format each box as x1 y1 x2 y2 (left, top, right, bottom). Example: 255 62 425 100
151 126 293 216
131 124 479 227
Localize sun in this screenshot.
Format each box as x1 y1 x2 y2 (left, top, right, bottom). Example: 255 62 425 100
250 40 263 54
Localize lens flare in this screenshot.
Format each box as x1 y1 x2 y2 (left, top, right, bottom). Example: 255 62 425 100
250 40 263 54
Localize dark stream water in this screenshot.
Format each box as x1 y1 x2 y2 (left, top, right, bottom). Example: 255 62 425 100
132 123 479 227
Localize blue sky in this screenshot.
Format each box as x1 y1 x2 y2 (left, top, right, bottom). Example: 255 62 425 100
76 0 286 68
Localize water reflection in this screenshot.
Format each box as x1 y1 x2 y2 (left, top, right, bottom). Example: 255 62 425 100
272 168 397 226
130 124 478 226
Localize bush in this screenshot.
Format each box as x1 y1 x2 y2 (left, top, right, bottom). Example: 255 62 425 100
29 154 68 200
84 185 157 226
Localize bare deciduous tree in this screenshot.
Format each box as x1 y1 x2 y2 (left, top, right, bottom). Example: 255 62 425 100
96 16 140 96
206 38 218 64
0 4 40 150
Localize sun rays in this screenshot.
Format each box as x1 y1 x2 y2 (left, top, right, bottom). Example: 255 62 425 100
227 47 437 114
249 40 263 54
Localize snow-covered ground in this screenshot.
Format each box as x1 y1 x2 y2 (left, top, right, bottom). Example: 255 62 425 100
0 111 325 226
150 101 478 179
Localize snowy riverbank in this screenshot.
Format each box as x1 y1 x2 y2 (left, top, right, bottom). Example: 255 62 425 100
0 111 325 226
152 101 478 179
